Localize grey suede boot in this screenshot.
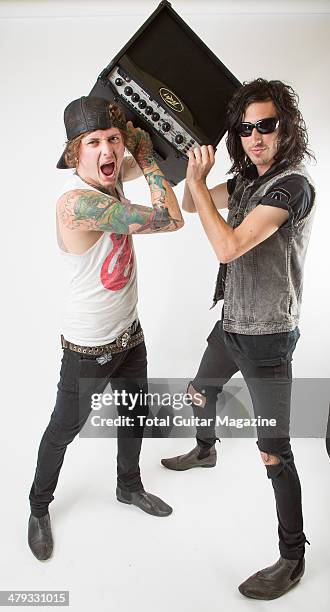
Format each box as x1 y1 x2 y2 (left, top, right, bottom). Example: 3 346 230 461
28 513 53 561
238 556 305 600
161 444 217 470
116 487 172 516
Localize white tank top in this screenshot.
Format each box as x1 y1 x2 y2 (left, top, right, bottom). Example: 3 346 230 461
56 172 138 346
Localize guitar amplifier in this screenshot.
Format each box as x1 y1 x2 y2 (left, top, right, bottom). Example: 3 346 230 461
89 0 241 185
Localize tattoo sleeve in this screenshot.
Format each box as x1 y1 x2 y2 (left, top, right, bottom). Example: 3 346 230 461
128 129 183 230
59 189 174 234
144 170 167 207
134 133 155 170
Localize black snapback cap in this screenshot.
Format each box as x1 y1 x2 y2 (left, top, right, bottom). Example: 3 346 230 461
57 96 126 169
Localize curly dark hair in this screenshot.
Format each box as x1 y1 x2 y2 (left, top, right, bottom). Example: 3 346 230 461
226 78 315 175
64 103 135 168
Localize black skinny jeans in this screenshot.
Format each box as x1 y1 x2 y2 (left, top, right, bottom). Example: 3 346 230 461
190 320 308 560
29 338 148 518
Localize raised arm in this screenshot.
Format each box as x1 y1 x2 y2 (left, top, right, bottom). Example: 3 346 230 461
186 146 289 263
127 121 183 229
57 189 180 235
58 124 184 235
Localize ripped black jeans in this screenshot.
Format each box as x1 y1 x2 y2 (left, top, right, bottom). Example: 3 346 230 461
190 319 308 560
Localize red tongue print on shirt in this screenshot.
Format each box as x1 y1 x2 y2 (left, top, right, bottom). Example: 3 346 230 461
100 233 134 291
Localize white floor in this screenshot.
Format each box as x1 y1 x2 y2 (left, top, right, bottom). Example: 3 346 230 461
1 438 329 612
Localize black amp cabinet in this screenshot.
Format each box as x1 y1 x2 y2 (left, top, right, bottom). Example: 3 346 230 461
90 0 241 185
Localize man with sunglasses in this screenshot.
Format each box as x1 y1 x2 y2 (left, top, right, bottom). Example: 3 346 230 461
161 79 315 599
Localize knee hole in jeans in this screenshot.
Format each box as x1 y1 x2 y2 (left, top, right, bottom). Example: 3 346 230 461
259 450 281 465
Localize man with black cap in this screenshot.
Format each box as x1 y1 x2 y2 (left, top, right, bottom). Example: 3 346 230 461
28 96 184 561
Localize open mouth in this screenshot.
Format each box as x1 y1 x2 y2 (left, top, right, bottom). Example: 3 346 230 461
100 162 115 179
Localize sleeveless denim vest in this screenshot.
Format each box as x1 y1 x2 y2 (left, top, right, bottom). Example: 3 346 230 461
212 164 316 334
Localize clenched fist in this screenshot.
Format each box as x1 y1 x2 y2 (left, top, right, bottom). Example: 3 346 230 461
126 121 155 170
186 145 215 186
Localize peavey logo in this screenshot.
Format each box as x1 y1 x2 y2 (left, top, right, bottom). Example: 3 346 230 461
159 88 184 113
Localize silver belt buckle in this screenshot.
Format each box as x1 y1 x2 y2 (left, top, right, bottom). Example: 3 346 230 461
96 352 113 365
116 331 131 349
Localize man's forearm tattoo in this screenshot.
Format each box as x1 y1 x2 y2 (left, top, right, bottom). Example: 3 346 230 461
151 206 173 229
144 171 167 206
134 207 177 233
135 133 155 170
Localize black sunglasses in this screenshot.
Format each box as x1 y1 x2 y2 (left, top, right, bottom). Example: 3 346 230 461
237 117 279 137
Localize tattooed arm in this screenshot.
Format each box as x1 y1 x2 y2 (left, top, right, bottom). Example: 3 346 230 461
58 125 184 235
57 189 181 235
126 122 184 229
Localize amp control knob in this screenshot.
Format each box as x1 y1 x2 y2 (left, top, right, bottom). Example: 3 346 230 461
145 106 153 116
175 134 184 144
152 112 160 122
131 93 140 103
124 86 133 96
162 122 171 132
138 99 147 109
115 78 123 86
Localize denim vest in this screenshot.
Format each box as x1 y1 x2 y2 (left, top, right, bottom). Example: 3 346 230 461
212 164 316 334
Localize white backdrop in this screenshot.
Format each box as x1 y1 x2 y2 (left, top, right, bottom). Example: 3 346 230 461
1 0 329 386
1 2 329 610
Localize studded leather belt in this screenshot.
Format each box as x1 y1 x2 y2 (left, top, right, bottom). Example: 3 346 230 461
61 319 144 357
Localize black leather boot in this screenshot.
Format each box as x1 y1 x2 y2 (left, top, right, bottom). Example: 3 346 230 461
116 487 172 516
161 444 217 470
28 513 53 561
238 556 305 600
